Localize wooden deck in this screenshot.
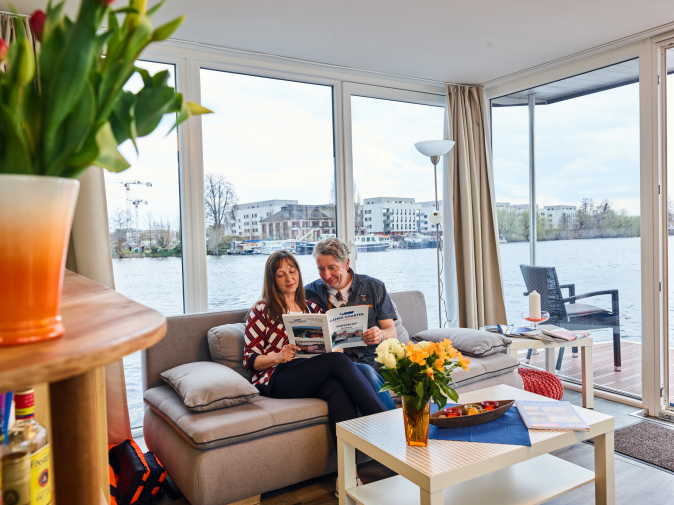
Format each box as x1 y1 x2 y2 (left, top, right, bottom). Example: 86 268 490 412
525 340 660 400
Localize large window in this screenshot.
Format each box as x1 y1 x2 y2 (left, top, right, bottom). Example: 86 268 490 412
104 61 184 429
349 93 446 326
200 70 336 310
491 60 641 398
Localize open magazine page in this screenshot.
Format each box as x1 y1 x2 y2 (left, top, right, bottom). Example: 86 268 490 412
326 305 368 350
282 314 332 357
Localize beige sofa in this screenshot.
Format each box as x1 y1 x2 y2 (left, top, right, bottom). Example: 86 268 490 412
142 291 522 505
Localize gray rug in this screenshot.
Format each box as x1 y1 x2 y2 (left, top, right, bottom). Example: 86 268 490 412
613 421 674 472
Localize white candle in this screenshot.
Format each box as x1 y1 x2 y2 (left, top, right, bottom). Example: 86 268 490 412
528 290 541 320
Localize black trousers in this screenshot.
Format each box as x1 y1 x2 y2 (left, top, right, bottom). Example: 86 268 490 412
268 352 385 440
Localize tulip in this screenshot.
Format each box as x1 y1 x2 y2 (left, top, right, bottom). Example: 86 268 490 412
0 38 8 62
101 0 115 5
29 10 46 41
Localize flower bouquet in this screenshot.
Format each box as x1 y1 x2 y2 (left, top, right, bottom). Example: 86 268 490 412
375 338 469 446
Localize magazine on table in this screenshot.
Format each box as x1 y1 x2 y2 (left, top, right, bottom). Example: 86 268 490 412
282 305 369 357
538 324 590 341
516 400 590 431
484 324 540 338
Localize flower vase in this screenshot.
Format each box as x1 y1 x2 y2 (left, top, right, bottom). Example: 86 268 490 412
401 395 430 447
0 175 80 345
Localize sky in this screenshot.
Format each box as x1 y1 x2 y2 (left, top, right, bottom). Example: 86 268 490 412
492 80 640 215
105 59 647 232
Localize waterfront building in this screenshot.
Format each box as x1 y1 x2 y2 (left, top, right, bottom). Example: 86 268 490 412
230 199 297 238
260 204 336 240
541 204 577 228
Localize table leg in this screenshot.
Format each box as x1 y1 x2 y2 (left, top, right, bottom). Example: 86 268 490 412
50 366 109 505
337 436 357 505
581 345 594 409
545 348 555 372
420 489 444 505
594 430 615 505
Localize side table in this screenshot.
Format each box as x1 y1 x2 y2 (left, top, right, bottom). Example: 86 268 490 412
508 335 593 408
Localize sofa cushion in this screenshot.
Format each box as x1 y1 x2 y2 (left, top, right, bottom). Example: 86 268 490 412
415 327 511 357
160 361 258 412
144 385 329 450
452 353 519 387
207 323 251 379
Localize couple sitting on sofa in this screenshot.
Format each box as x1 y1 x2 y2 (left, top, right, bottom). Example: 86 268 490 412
243 238 399 440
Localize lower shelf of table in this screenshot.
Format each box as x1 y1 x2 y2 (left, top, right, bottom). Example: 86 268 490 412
346 454 594 505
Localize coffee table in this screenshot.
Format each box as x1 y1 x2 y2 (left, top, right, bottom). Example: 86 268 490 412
509 335 594 408
337 384 614 505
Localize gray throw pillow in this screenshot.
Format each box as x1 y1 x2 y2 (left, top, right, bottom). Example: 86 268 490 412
160 361 258 412
414 328 511 357
207 322 251 380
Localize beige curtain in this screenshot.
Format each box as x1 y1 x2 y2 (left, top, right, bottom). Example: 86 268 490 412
447 84 507 328
67 167 132 445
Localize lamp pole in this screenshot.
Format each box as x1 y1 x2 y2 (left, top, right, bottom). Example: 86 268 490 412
431 155 442 327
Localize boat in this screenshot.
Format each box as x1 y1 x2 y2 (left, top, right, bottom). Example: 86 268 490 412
295 241 317 255
354 234 389 252
400 233 437 249
257 240 296 255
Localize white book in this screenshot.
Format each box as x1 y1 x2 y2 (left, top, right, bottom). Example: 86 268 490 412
516 400 590 431
282 305 369 357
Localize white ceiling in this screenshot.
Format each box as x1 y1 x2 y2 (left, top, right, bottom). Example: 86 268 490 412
9 0 674 83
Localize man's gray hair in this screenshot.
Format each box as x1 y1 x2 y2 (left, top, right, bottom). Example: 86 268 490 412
313 238 350 263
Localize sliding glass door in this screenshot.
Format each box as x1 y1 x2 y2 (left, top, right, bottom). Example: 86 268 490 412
491 59 642 399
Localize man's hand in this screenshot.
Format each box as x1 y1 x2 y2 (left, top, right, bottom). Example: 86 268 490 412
363 326 384 345
276 344 301 363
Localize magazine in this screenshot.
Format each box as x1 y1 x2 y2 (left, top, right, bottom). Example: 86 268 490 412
539 324 590 341
516 400 590 431
484 324 539 338
282 305 369 357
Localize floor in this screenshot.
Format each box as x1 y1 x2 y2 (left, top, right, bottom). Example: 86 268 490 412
156 388 674 505
526 340 649 399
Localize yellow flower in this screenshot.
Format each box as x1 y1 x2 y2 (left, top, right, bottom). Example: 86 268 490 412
433 358 445 371
425 367 434 379
459 356 470 370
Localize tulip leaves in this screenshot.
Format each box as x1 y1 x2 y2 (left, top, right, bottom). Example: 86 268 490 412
0 0 211 178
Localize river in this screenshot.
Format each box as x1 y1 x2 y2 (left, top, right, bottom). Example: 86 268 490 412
118 236 647 428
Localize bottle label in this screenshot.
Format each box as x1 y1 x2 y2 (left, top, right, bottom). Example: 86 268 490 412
2 451 31 505
14 392 34 420
30 446 51 505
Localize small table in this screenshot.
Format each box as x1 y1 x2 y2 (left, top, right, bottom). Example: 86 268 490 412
337 384 614 505
508 335 594 409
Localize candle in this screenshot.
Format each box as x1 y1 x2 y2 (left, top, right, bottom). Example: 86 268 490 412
528 290 541 320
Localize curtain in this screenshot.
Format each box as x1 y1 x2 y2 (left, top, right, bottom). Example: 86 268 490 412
447 84 507 328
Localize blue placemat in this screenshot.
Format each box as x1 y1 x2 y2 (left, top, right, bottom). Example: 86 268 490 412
429 403 531 446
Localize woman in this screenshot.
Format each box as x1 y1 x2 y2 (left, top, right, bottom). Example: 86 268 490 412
243 250 384 441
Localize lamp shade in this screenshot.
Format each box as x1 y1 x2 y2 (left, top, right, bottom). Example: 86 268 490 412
414 139 455 157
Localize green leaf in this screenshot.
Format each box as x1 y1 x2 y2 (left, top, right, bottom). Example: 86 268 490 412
151 16 183 42
186 101 213 116
0 103 33 174
446 387 459 403
146 0 167 17
93 122 130 172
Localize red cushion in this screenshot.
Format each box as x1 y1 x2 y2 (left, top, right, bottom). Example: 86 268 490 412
518 368 564 400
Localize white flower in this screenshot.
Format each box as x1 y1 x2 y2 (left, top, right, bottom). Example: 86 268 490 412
375 339 403 369
381 352 397 369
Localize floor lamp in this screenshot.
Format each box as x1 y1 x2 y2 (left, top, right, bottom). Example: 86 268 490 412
414 140 455 327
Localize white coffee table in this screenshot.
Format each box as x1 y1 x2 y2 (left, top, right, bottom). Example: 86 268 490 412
508 335 594 408
337 384 614 505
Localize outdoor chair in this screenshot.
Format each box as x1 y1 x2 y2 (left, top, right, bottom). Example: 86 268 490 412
520 264 621 371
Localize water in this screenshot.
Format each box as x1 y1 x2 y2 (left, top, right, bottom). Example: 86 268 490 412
117 236 646 428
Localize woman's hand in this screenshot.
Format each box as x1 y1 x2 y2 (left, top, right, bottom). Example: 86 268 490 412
276 344 301 364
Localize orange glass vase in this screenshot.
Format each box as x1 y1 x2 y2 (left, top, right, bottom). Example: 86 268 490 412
0 175 80 345
401 395 430 447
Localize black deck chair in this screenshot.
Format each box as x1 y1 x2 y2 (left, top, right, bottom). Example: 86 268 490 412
520 264 621 372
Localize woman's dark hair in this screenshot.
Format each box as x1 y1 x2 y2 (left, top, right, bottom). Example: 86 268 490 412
261 250 308 321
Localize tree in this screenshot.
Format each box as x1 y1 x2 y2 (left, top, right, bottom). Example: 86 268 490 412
204 174 237 255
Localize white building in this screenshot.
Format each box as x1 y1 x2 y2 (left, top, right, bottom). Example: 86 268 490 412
230 200 297 238
360 197 443 234
541 205 577 227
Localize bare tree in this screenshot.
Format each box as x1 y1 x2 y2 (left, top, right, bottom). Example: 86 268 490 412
204 174 238 255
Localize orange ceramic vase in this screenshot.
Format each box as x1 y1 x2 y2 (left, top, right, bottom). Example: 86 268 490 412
402 395 430 447
0 175 80 345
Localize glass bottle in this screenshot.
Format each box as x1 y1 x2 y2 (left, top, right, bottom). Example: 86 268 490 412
7 390 51 505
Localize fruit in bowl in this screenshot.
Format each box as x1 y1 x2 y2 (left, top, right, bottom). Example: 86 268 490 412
430 400 515 428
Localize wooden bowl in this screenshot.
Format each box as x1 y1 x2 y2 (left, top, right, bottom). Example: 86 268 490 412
429 400 515 428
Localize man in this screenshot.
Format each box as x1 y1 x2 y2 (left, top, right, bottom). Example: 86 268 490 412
305 238 400 409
